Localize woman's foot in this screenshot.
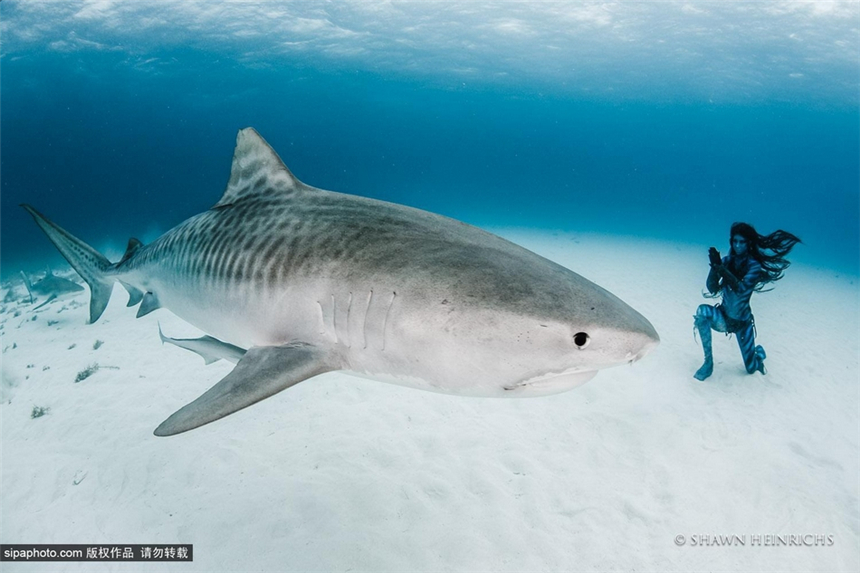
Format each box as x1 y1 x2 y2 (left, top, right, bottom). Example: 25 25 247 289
754 346 767 375
694 360 713 381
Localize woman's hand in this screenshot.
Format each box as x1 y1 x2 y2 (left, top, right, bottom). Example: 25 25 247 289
708 247 722 267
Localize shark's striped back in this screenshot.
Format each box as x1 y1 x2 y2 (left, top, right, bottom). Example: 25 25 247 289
117 128 633 331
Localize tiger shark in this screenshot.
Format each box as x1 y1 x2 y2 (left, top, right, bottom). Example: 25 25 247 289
23 128 659 437
20 268 84 305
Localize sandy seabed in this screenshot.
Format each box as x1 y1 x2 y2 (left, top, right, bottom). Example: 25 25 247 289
1 230 858 572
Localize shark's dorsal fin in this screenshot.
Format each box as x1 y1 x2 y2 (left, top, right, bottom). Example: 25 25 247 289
214 128 301 208
119 238 143 265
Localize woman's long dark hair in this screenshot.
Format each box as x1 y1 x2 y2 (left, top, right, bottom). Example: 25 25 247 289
729 222 802 291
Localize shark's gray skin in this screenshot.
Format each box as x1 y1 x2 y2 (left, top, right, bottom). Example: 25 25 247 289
23 128 659 437
20 269 84 304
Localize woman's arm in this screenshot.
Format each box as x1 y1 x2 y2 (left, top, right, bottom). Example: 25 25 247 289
706 266 721 294
716 264 739 290
717 258 762 292
706 247 722 294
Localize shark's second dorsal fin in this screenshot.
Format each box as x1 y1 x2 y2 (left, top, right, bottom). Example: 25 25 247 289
119 238 143 265
214 128 301 208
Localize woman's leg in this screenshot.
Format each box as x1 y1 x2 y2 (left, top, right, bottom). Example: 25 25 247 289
693 304 726 380
736 324 766 375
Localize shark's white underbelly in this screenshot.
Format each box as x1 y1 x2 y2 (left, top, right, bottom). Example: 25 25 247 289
135 253 621 400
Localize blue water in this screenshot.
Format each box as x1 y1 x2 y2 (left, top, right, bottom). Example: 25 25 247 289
2 2 858 277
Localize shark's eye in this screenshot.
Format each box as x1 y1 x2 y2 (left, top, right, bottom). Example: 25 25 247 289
573 332 590 349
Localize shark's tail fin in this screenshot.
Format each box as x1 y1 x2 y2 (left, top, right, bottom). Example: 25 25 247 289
21 204 115 323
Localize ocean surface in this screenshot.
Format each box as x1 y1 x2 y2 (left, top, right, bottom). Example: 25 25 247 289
1 1 858 277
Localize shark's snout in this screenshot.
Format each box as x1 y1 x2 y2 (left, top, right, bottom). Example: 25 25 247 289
626 337 659 364
624 315 660 364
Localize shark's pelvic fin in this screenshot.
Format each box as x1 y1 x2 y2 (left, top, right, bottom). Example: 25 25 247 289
153 343 331 436
214 127 302 208
137 292 161 317
158 322 246 365
120 281 145 307
21 204 114 324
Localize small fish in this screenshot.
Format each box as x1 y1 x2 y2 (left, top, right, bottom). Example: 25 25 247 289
158 323 245 365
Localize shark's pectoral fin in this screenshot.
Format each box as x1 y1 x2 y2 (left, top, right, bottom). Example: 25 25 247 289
153 343 331 437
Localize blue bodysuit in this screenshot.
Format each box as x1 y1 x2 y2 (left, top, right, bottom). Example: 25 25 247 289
695 253 766 375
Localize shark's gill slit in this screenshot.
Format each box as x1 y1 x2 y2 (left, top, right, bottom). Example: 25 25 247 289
331 294 337 343
346 291 353 348
316 300 325 337
363 289 373 350
382 291 396 351
317 295 336 342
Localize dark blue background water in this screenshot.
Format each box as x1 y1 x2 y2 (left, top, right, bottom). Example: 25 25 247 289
3 3 858 278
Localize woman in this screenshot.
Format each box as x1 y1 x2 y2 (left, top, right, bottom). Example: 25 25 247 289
693 222 801 381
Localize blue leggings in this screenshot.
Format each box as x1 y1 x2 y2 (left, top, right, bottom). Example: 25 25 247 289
694 304 763 374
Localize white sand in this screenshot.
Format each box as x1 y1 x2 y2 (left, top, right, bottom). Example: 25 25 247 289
1 231 858 572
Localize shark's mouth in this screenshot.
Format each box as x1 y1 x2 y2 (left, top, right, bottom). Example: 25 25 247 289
503 370 599 395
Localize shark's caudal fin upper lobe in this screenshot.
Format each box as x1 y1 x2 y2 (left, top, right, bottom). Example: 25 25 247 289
21 204 114 323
